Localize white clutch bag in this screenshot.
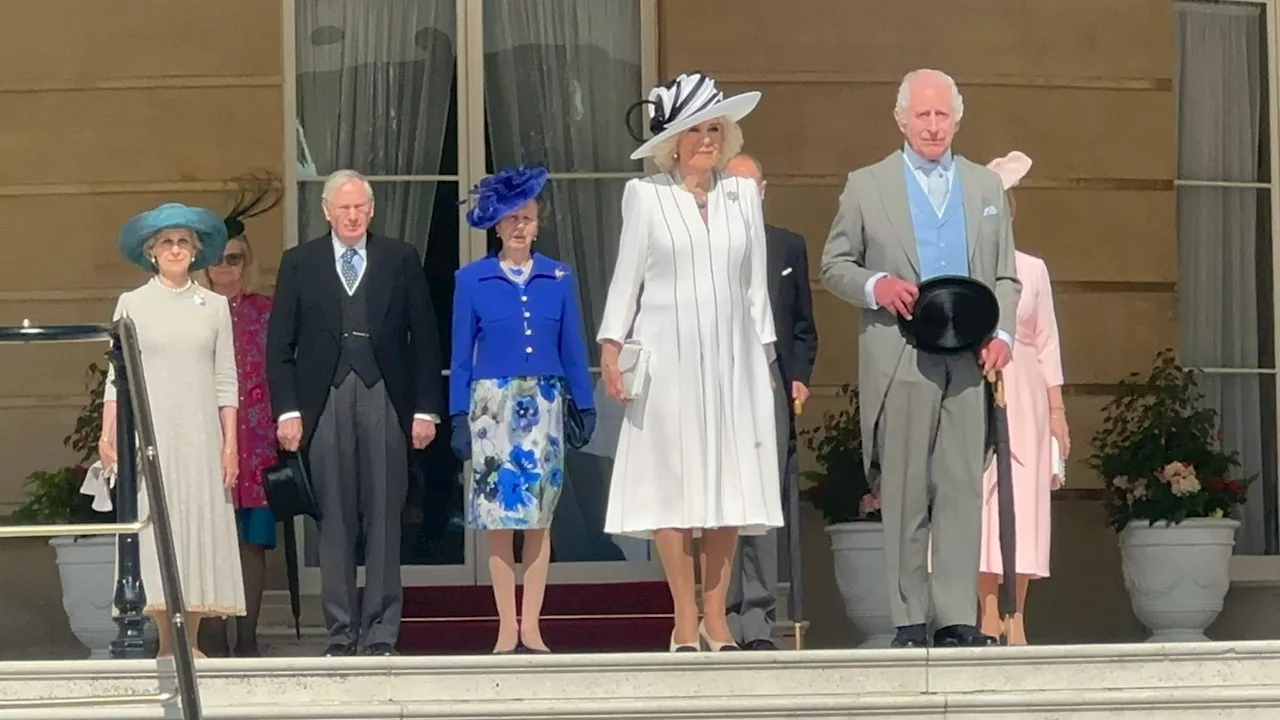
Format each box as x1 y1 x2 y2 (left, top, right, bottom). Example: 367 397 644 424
1051 436 1066 489
618 340 651 399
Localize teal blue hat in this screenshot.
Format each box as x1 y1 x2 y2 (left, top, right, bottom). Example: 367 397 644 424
119 203 229 272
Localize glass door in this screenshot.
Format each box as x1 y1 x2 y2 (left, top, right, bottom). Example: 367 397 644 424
287 0 660 592
289 0 475 592
469 0 663 584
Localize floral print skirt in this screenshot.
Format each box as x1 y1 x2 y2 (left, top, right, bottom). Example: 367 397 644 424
467 376 566 530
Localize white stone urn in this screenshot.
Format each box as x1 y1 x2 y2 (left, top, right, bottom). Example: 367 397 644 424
49 535 117 658
1119 517 1239 643
826 521 894 648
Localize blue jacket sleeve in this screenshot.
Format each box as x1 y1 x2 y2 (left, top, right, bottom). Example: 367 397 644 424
558 267 595 411
448 272 477 417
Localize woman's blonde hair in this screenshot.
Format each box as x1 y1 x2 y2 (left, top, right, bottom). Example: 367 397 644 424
651 117 745 173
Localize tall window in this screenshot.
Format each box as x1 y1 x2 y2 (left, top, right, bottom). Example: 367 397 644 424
480 1 651 567
289 0 652 574
1175 0 1278 554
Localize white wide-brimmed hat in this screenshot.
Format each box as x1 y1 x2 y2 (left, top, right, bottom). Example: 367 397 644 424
625 72 761 161
986 151 1033 190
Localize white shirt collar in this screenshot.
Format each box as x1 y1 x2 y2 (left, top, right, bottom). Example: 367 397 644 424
332 233 367 259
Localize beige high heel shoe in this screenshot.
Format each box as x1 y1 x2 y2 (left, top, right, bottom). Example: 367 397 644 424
698 620 740 652
669 629 699 652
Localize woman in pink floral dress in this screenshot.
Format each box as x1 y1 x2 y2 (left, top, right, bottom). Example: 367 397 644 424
201 186 280 656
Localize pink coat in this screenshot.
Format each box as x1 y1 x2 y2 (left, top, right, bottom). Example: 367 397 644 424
979 251 1064 579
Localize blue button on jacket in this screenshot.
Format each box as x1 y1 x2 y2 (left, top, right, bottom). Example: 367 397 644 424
449 253 596 417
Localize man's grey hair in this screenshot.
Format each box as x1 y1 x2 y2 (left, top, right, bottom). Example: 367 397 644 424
894 69 965 122
321 169 375 204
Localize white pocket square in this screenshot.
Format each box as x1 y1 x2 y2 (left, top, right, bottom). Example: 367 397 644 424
983 205 999 216
781 267 794 277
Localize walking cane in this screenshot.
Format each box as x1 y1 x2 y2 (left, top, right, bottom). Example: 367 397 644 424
986 370 1017 645
789 396 806 650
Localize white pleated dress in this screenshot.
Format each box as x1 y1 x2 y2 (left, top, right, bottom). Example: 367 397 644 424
106 280 246 617
597 172 784 538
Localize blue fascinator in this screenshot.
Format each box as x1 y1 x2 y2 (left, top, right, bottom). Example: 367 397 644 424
463 165 549 230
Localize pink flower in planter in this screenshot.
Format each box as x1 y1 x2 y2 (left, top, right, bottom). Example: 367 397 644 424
1156 461 1201 497
858 491 881 518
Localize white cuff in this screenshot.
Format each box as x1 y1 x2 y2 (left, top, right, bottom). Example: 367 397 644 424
414 413 441 423
863 272 888 309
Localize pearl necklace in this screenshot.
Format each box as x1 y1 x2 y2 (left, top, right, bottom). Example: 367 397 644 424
153 277 193 293
499 256 533 280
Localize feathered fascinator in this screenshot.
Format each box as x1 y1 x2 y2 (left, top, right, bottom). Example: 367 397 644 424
224 172 284 238
463 165 549 230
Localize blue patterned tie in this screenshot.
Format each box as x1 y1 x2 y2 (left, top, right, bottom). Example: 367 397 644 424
340 248 360 292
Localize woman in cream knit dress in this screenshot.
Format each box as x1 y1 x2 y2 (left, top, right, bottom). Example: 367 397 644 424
99 203 246 658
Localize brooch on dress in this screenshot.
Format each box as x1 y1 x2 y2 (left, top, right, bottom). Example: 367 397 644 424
726 191 740 203
193 291 207 307
554 267 566 279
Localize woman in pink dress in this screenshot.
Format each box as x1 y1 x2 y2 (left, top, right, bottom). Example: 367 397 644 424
977 152 1070 645
200 185 280 656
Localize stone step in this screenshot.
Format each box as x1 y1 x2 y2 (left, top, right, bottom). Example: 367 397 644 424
2 641 1280 719
7 687 1280 720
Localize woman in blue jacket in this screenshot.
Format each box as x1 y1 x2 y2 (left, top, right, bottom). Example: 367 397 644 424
450 165 597 654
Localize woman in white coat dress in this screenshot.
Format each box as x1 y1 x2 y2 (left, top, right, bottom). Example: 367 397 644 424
599 72 784 652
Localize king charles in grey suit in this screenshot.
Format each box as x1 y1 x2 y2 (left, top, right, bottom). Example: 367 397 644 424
820 69 1020 648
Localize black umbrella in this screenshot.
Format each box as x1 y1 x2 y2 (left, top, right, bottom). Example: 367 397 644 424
281 521 302 639
264 452 321 639
785 406 804 650
986 370 1017 644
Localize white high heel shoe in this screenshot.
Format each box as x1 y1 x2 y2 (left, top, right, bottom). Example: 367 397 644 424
698 621 740 651
669 629 699 652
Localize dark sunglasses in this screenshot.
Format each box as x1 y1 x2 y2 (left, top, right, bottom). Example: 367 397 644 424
213 252 246 267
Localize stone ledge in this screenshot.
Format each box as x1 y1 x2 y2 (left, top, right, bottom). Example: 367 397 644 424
7 686 1280 720
6 641 1280 709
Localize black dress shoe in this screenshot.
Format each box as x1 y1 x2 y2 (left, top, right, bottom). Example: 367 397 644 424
933 624 998 647
890 624 928 648
516 643 551 654
742 639 778 650
365 643 398 656
323 642 357 657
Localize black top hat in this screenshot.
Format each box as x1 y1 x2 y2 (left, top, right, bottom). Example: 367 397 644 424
264 452 322 522
897 275 1000 354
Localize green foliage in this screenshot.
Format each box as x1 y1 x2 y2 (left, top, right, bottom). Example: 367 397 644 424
1089 348 1252 532
797 384 881 525
10 363 112 525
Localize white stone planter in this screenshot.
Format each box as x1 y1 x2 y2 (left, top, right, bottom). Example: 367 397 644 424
1119 517 1239 643
49 535 117 658
826 521 894 648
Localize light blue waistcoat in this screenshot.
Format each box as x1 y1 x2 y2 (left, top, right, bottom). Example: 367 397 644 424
904 161 971 280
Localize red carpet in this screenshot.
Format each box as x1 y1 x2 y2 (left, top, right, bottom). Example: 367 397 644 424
395 582 673 654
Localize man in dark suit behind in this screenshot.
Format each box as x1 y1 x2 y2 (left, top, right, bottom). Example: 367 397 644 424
266 169 444 657
724 153 819 649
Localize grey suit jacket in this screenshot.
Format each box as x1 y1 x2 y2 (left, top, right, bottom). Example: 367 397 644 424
819 150 1021 447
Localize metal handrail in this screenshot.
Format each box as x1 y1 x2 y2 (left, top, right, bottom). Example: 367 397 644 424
0 318 202 719
0 518 149 538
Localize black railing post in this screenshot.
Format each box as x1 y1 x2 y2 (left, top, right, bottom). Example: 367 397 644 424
108 329 147 659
